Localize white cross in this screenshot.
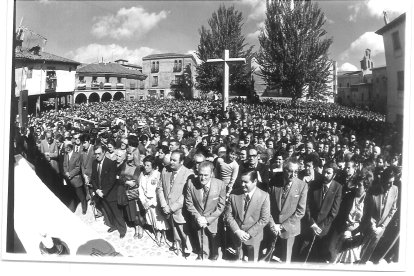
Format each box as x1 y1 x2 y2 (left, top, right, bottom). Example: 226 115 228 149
206 49 246 113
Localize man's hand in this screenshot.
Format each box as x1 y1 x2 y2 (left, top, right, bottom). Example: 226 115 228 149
142 201 150 210
197 216 208 228
83 174 89 185
311 223 322 236
235 230 251 242
343 230 352 239
65 172 71 179
125 180 136 187
373 226 383 236
96 189 104 198
162 205 171 215
270 224 282 236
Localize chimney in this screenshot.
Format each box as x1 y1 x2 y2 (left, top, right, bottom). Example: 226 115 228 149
383 11 389 25
29 45 41 56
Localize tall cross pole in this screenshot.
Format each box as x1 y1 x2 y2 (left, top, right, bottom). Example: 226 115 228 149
206 49 246 113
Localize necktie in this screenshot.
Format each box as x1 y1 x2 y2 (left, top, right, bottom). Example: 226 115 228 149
282 182 291 206
97 162 102 187
170 171 176 189
244 194 250 213
202 185 210 206
323 185 328 199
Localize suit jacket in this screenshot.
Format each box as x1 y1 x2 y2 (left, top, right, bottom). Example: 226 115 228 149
63 151 83 188
362 185 398 232
268 177 308 239
81 145 95 179
305 179 342 237
157 165 194 224
40 139 59 173
185 177 226 233
225 188 270 247
90 157 118 202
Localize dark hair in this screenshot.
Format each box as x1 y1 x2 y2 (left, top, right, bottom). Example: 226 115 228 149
107 138 116 148
304 155 319 168
381 166 397 181
171 150 185 162
241 169 258 182
143 155 156 168
158 145 170 154
323 161 338 174
93 143 106 152
128 135 139 148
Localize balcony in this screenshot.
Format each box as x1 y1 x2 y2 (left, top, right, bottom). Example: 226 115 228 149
170 80 184 87
45 76 57 92
116 83 124 89
173 66 182 72
139 84 145 90
91 81 100 89
77 82 87 90
103 82 112 89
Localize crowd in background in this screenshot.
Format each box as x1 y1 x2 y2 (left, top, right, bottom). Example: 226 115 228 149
13 98 402 264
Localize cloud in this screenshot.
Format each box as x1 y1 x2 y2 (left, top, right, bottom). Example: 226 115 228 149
339 62 358 72
347 0 408 22
65 44 159 65
247 21 265 42
339 32 384 61
91 6 169 40
239 0 267 22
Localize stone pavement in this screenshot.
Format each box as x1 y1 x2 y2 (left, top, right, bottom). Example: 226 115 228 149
75 202 190 260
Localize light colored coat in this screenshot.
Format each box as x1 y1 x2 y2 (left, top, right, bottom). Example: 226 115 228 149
185 177 226 233
269 177 308 239
157 165 194 224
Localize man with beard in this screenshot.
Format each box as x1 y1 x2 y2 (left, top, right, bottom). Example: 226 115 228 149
267 160 308 263
298 162 342 262
359 167 398 264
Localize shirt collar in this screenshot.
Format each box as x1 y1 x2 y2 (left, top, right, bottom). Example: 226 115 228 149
246 187 257 199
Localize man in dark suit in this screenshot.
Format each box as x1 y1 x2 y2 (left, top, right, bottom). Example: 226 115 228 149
268 160 308 263
90 144 127 238
185 161 226 260
237 148 269 191
157 150 194 257
299 161 342 262
80 134 95 201
225 169 270 261
63 141 87 214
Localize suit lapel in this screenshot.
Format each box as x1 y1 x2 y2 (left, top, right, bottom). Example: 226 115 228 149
275 186 282 212
205 179 217 211
281 179 297 212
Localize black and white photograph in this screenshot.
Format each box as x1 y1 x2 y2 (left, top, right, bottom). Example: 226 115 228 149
1 0 413 274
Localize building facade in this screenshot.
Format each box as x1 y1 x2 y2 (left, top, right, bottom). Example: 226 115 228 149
114 59 147 100
376 13 405 124
142 53 199 99
74 62 147 104
371 66 388 113
15 45 80 115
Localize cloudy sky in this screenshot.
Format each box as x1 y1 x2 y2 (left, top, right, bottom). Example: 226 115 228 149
15 0 410 72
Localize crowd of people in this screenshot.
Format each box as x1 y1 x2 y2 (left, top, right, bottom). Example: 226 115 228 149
14 98 402 264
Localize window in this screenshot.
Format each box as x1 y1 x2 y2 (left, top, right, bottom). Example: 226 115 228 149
392 31 402 51
130 82 136 90
105 76 110 83
339 83 342 88
151 61 159 73
178 60 182 71
117 77 122 83
79 76 84 81
27 67 33 79
397 71 404 91
160 90 164 98
347 83 350 88
152 76 158 87
130 96 135 101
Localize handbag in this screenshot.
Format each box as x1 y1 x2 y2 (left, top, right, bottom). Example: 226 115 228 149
126 185 140 200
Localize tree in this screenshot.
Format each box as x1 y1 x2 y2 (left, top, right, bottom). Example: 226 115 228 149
171 63 193 99
195 5 255 97
256 0 333 103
